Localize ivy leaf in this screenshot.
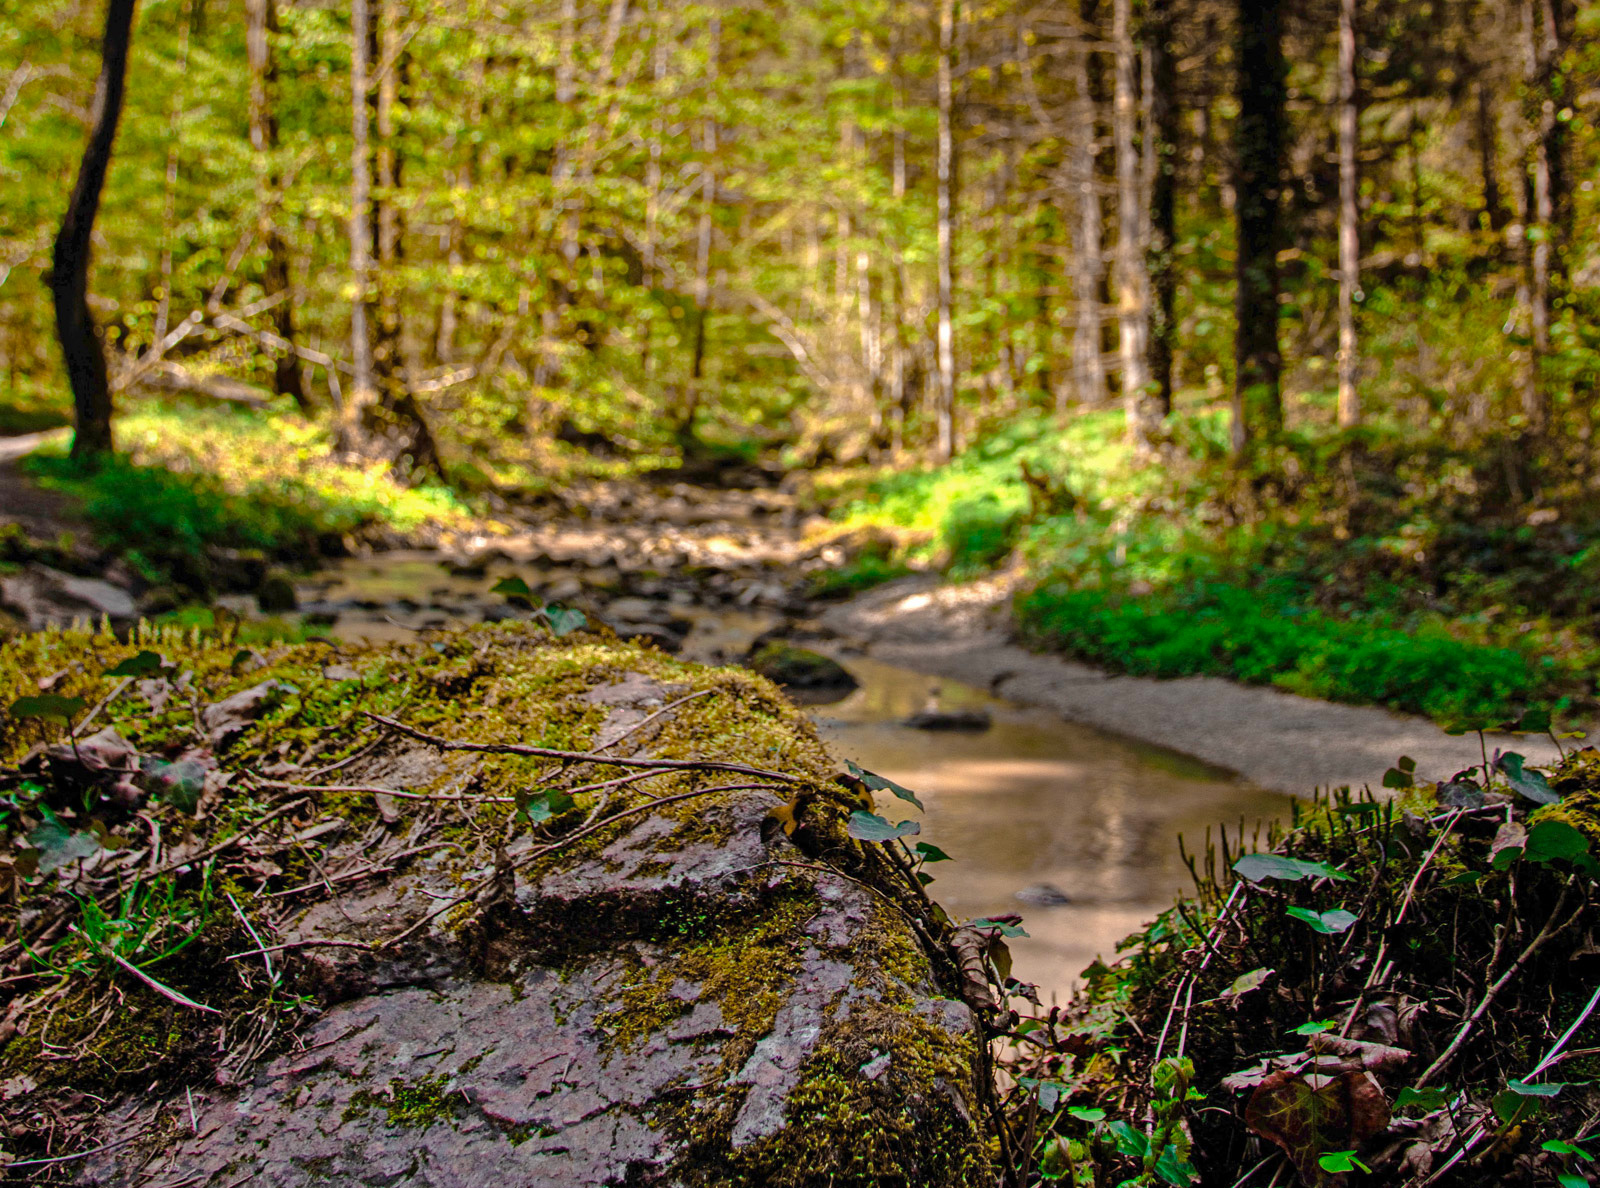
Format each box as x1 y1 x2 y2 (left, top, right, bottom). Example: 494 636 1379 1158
1233 854 1350 884
845 759 924 811
1285 906 1358 934
1289 1020 1338 1037
914 841 953 863
1517 707 1553 734
543 606 587 637
1382 762 1415 789
1543 1139 1594 1160
106 650 169 677
1319 1150 1370 1174
490 576 535 600
1067 1106 1106 1123
9 694 85 724
969 916 1029 937
1557 1175 1589 1188
847 810 920 842
1395 1086 1450 1113
1506 1079 1566 1097
1525 820 1594 868
1496 752 1560 805
140 756 210 814
516 788 576 825
26 818 102 876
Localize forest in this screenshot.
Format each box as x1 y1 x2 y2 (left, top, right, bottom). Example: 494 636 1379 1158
6 0 1600 1186
3 0 1599 726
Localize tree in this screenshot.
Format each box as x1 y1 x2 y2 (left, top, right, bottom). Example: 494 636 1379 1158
52 0 139 463
1114 0 1152 449
934 0 959 463
1068 12 1105 413
1336 0 1360 428
1232 0 1287 457
245 0 309 409
1519 0 1568 439
341 0 376 455
1144 0 1177 422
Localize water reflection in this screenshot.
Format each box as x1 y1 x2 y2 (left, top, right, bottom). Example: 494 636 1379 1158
812 656 1292 1004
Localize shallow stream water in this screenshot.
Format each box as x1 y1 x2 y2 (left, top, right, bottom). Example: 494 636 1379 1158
281 552 1291 1003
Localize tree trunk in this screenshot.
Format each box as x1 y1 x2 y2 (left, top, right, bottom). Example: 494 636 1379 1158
934 0 958 462
1145 0 1176 420
1068 31 1104 414
680 12 719 453
367 0 439 476
245 0 307 408
53 0 138 464
1231 0 1286 457
1336 0 1360 428
1521 0 1567 439
1114 0 1151 449
1475 77 1506 231
340 0 376 453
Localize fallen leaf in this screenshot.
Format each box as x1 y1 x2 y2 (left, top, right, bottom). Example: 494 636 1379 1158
1244 1068 1391 1185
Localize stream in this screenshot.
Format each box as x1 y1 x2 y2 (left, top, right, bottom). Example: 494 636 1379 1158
240 549 1291 1002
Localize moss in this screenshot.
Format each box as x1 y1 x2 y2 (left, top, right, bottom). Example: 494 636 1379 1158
344 1073 461 1130
595 890 816 1058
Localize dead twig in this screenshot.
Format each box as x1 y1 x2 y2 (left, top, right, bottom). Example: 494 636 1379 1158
365 711 806 785
1417 884 1583 1087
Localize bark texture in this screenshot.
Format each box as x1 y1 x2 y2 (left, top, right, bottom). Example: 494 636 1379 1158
53 0 139 463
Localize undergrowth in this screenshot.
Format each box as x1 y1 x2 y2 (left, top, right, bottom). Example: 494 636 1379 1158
827 407 1591 727
1003 743 1600 1187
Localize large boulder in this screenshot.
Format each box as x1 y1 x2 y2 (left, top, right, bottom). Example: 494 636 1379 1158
0 622 993 1187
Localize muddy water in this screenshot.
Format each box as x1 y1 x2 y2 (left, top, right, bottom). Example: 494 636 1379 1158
812 658 1291 1002
281 553 1290 1004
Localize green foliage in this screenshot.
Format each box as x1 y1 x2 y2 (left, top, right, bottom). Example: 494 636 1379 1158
1017 579 1547 726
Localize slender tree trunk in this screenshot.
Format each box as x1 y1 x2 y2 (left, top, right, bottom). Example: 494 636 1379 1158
1145 0 1176 419
934 0 958 461
341 0 376 452
889 68 910 455
1336 0 1360 428
1068 34 1105 414
54 0 138 463
1475 77 1506 231
367 0 439 476
681 12 719 451
245 0 307 407
1521 0 1567 438
1231 0 1286 457
1114 0 1151 449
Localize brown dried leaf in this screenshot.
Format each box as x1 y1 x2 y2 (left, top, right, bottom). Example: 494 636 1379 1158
1244 1068 1391 1185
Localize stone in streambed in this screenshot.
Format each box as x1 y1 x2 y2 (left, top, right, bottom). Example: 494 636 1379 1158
255 570 298 613
744 641 858 694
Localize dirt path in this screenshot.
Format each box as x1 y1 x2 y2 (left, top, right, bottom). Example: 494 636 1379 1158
817 574 1563 796
0 429 76 537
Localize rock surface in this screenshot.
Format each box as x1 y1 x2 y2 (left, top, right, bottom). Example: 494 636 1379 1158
0 623 991 1187
0 564 137 630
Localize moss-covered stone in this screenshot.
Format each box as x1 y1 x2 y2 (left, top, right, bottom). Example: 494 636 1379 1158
1 621 992 1186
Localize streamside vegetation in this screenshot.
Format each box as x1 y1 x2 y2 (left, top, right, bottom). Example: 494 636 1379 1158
995 738 1600 1187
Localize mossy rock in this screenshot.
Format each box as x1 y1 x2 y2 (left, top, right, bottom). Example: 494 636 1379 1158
746 641 859 693
254 568 298 613
0 621 991 1187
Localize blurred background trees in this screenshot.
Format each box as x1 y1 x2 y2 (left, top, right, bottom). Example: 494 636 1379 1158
2 0 1595 482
